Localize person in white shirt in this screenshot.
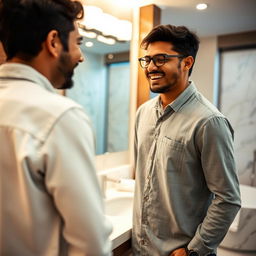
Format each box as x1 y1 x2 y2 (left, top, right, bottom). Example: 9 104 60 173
0 0 112 255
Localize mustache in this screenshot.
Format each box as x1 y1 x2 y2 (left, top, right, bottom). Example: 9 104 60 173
147 71 165 77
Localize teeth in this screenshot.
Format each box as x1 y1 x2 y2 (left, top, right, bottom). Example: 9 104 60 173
150 75 163 80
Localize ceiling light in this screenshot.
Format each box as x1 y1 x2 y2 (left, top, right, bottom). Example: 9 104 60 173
85 41 93 47
97 35 116 45
79 5 132 43
78 28 97 39
196 3 208 10
107 54 114 60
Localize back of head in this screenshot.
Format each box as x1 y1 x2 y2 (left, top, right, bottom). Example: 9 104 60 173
141 24 200 76
0 0 83 61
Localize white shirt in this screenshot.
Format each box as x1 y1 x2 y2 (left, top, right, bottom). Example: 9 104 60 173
0 63 112 256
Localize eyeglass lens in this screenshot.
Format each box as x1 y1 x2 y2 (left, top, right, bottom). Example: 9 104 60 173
139 54 183 68
140 55 166 68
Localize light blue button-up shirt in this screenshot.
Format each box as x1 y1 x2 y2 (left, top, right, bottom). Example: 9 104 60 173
132 82 241 256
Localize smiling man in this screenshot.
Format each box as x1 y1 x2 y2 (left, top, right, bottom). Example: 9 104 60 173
132 25 241 256
0 0 112 255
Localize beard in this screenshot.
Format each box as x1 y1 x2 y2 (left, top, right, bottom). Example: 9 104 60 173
149 72 179 93
149 61 182 93
57 52 76 90
148 71 181 94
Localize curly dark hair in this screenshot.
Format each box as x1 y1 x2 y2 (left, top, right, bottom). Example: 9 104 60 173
0 0 84 60
141 24 200 76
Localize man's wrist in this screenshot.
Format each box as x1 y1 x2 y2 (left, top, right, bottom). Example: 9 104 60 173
186 248 216 256
187 249 199 256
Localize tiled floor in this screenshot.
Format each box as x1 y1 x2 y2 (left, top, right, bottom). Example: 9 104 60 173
218 247 256 256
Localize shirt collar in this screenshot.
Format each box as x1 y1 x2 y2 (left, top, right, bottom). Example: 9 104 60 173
154 81 197 113
170 81 197 112
0 63 56 93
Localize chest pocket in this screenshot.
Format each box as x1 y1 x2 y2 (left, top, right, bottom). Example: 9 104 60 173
157 136 184 173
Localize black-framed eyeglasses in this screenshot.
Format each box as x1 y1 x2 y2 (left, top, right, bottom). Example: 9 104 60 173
138 54 185 68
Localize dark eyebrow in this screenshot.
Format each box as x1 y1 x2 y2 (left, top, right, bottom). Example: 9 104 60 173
143 53 169 58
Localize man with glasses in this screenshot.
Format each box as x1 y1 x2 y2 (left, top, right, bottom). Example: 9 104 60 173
132 24 241 256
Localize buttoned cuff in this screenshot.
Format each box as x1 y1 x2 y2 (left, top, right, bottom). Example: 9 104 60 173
188 235 216 256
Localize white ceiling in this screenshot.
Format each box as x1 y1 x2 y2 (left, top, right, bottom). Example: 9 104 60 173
160 0 256 37
81 0 256 54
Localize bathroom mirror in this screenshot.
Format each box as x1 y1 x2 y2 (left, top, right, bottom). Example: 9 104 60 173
65 3 132 155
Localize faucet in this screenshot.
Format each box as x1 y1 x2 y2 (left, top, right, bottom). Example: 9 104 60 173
250 150 256 187
98 174 121 198
98 174 106 198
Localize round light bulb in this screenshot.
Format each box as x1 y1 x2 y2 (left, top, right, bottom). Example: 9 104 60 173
196 3 208 10
85 41 93 47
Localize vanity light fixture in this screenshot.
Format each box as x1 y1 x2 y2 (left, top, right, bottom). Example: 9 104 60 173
78 28 97 39
196 3 208 10
97 35 116 45
78 5 132 45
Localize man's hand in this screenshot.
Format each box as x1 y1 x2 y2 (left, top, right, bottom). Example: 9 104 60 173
169 247 187 256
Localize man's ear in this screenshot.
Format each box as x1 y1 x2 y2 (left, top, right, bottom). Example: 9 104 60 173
183 56 194 71
45 30 61 58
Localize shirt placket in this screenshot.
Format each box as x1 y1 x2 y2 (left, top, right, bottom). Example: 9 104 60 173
140 107 164 255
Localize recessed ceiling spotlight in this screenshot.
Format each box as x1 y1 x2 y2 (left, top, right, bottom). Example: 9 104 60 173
196 3 208 10
85 41 93 47
107 54 114 60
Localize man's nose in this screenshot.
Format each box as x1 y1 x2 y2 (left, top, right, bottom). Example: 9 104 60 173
79 53 84 62
147 59 158 71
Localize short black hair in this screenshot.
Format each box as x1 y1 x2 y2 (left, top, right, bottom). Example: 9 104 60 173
141 24 200 76
0 0 84 60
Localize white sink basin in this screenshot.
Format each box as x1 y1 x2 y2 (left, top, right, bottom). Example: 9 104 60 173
104 190 134 249
105 194 133 216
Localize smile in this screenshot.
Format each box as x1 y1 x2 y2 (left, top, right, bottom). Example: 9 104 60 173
148 73 164 80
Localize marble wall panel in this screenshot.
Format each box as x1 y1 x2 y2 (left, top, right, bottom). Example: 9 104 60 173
107 62 130 153
219 48 256 186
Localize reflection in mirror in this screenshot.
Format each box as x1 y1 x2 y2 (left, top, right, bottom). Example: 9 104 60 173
66 6 131 155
